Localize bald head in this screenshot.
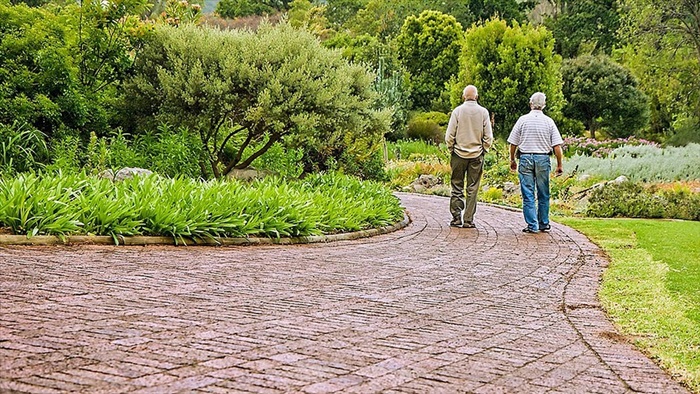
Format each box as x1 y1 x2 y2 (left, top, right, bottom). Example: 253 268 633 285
463 85 478 101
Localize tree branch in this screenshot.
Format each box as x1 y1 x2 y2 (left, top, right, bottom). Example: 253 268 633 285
225 129 255 174
234 132 283 170
216 124 246 161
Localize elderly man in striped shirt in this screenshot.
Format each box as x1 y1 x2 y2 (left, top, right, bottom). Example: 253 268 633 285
507 92 564 234
445 85 493 228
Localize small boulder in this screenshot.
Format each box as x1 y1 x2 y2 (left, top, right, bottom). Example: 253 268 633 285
612 175 628 184
227 167 275 181
503 181 519 196
98 168 154 181
114 167 154 181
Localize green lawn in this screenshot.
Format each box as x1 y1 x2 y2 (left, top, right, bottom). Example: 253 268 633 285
559 217 700 392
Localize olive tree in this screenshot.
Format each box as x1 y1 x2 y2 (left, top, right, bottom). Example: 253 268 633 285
124 23 389 178
562 55 649 139
455 19 564 137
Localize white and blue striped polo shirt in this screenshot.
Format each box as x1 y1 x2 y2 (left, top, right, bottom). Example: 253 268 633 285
507 110 563 154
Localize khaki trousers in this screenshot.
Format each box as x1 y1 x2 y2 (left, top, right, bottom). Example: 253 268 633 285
449 152 484 224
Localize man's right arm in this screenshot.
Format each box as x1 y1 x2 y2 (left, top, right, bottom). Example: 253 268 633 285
482 109 493 152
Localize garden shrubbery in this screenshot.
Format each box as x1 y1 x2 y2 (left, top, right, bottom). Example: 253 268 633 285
587 181 700 220
406 112 449 143
0 172 403 241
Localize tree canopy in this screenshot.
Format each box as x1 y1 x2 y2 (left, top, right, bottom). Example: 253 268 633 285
617 0 700 141
562 55 649 139
395 10 463 111
546 0 620 58
124 23 389 178
456 19 564 137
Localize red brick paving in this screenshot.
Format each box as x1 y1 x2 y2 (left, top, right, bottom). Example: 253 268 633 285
0 193 689 393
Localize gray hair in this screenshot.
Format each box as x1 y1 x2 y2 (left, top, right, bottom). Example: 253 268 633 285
530 92 546 109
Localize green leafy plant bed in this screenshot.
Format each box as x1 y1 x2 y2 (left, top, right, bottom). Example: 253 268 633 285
559 217 700 392
0 173 405 245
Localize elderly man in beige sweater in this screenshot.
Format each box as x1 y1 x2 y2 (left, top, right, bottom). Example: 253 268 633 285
445 85 493 228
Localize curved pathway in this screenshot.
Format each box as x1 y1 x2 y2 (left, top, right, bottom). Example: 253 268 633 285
0 193 688 393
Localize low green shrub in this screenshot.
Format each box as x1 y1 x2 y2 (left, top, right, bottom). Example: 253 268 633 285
587 181 700 220
250 141 304 179
387 139 448 161
0 121 48 174
667 117 700 147
482 187 504 203
0 172 403 240
45 126 204 178
406 112 449 144
45 133 82 174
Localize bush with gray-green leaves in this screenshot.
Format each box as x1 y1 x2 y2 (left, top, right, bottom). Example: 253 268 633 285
124 22 390 180
565 143 700 182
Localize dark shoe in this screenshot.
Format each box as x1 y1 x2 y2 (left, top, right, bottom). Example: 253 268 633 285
540 224 551 232
522 227 539 234
450 219 462 227
462 222 476 228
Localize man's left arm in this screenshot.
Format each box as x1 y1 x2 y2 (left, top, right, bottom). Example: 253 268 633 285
553 145 563 175
550 119 564 175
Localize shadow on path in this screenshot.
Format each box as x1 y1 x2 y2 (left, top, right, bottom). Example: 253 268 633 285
0 193 688 393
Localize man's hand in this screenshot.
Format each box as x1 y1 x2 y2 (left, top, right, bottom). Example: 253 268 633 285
555 165 563 176
510 160 517 171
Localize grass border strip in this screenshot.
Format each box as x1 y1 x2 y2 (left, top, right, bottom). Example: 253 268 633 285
0 211 411 246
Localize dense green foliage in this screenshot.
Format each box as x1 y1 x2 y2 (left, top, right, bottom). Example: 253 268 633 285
0 0 150 140
562 55 649 139
446 0 527 27
546 0 620 58
324 0 366 28
406 112 449 143
348 0 424 39
618 0 700 141
0 3 86 137
395 10 463 111
123 23 389 179
586 182 700 221
0 172 403 240
216 0 281 18
560 218 700 391
456 19 564 137
0 121 47 174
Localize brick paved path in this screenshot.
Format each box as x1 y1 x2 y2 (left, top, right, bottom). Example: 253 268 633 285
0 193 689 393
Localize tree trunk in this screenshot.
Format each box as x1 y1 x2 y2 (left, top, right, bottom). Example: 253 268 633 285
588 119 597 139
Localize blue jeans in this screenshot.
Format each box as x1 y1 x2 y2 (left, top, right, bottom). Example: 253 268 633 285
518 154 551 231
